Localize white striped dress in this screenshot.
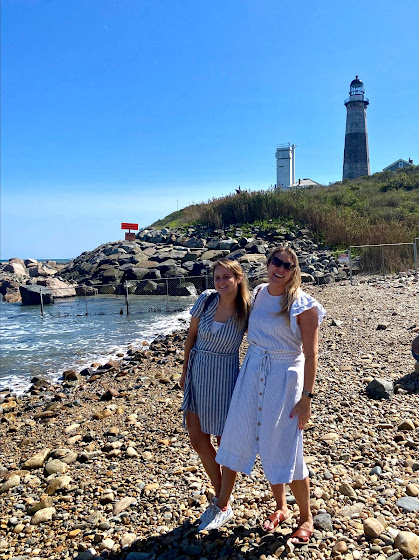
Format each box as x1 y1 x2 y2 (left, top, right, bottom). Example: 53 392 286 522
181 290 247 437
216 284 326 484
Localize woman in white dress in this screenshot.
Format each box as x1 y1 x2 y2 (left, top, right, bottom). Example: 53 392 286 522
198 246 326 547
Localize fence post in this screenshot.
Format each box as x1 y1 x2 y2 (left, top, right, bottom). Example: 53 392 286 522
348 247 353 285
414 238 418 276
125 281 130 316
40 287 44 317
381 245 386 278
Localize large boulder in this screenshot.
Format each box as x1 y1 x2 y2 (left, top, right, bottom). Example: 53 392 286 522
174 283 198 297
366 378 394 400
135 280 158 295
3 262 27 276
245 241 267 254
19 285 54 305
28 264 57 277
200 250 228 261
185 237 206 249
75 285 98 296
36 278 76 298
100 267 123 284
206 238 220 250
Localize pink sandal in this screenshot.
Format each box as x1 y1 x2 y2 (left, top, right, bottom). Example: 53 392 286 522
262 511 286 532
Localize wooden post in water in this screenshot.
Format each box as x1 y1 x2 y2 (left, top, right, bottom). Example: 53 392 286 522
125 281 129 316
40 288 44 317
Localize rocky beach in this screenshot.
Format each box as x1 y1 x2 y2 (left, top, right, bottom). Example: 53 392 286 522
1 272 419 560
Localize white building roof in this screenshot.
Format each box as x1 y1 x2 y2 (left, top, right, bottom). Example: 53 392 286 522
289 178 322 188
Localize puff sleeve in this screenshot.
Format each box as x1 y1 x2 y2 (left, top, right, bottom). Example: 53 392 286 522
290 290 326 337
190 289 217 318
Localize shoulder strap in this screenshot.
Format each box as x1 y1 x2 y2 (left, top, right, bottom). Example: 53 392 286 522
254 284 263 301
203 291 218 313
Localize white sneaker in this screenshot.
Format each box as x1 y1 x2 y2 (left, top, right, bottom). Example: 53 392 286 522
199 498 218 522
199 501 218 524
199 494 234 522
198 504 234 532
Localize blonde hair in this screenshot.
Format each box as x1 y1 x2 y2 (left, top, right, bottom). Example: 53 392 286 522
212 258 251 330
266 246 301 319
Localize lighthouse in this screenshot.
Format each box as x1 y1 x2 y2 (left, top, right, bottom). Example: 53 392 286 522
275 143 296 189
342 76 370 180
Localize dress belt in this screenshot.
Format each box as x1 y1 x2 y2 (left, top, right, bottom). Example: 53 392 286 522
247 343 302 358
190 347 237 358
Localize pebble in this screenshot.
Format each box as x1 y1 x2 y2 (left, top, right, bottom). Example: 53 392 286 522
45 474 71 495
45 459 67 474
22 448 51 469
398 419 415 430
396 497 419 512
113 496 137 515
30 507 56 524
406 483 419 497
363 517 385 538
394 531 419 558
339 482 357 498
0 474 20 493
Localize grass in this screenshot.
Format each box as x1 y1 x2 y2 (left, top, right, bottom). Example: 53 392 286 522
151 165 419 248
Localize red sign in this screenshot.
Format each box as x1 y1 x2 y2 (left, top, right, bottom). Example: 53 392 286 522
125 232 136 241
121 223 139 230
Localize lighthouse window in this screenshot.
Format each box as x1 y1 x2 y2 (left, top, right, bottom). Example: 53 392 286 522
399 162 403 168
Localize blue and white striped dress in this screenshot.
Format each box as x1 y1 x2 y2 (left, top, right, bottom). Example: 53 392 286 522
181 290 247 437
216 284 326 485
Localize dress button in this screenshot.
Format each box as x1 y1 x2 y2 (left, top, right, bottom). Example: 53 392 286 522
258 422 261 426
259 392 262 396
260 378 263 381
256 437 259 441
258 407 262 411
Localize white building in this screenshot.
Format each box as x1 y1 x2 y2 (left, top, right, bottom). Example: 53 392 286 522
275 143 296 189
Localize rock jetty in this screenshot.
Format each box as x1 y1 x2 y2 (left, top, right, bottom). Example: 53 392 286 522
1 277 419 560
57 225 350 293
0 259 75 304
2 224 354 304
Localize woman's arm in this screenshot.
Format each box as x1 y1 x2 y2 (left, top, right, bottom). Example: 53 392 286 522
180 316 200 391
290 307 319 429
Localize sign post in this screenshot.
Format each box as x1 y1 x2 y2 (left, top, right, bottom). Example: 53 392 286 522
121 222 139 241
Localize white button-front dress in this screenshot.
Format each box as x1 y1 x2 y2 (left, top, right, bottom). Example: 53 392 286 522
216 284 326 485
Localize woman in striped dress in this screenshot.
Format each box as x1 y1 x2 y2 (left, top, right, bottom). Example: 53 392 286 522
200 247 326 547
180 259 250 506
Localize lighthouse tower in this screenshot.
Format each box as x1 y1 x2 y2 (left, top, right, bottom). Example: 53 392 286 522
342 76 370 180
275 143 296 189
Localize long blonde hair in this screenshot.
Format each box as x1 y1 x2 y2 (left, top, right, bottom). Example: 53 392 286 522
212 258 251 330
266 246 301 319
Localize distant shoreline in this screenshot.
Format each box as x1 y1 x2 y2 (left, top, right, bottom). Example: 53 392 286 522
0 258 72 263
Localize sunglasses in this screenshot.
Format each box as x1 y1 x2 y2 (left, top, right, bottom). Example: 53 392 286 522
270 256 295 271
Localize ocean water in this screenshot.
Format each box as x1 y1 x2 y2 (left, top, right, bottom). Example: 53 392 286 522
0 295 194 394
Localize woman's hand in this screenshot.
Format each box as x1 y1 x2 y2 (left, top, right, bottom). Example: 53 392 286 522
290 396 311 429
180 371 186 392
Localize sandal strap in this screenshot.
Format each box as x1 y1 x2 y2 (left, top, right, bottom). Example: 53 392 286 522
291 527 312 541
269 511 285 523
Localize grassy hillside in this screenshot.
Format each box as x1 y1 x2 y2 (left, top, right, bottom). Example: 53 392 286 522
152 166 419 248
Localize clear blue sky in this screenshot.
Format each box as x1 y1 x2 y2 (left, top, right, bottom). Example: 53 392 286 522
1 0 418 259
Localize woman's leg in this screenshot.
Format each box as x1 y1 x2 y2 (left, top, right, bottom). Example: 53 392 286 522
288 477 313 542
186 411 222 495
215 466 237 509
263 483 289 530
